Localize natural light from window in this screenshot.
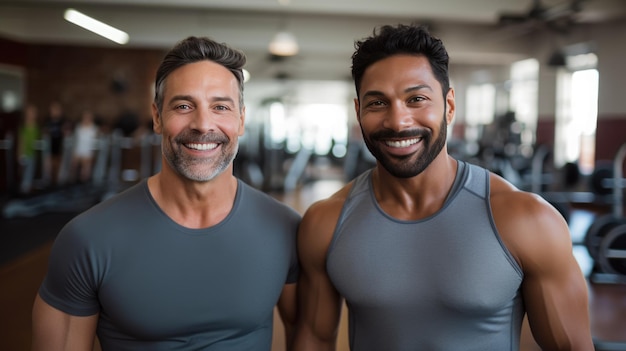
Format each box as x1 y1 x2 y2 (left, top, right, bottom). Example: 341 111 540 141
555 53 598 174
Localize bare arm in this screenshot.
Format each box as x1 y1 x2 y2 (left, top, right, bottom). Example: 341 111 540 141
32 294 98 351
491 177 593 350
276 283 297 349
293 195 346 351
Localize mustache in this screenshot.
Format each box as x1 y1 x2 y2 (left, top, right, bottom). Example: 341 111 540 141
175 130 230 144
370 128 431 140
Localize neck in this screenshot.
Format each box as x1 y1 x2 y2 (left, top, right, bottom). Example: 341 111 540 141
372 154 458 220
147 166 238 229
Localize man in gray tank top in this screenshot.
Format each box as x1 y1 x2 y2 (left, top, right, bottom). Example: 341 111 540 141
32 36 300 351
293 24 593 351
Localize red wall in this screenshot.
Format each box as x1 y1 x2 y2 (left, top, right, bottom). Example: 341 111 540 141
595 115 626 162
0 37 166 194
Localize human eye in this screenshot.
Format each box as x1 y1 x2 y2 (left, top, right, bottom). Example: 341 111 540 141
365 100 386 108
174 103 192 111
408 95 426 104
212 99 236 112
214 104 230 111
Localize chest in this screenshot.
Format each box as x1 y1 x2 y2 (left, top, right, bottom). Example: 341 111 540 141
327 194 522 316
96 230 292 339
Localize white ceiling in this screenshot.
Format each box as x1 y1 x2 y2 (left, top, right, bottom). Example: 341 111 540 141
1 0 625 82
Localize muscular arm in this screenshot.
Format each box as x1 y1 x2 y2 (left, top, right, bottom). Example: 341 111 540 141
276 283 297 349
491 176 593 350
293 195 346 351
32 294 98 351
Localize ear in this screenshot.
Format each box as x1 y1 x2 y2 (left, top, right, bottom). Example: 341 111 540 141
354 97 361 124
238 106 246 137
151 102 162 135
445 87 455 125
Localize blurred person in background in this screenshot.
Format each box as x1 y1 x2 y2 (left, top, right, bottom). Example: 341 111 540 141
43 101 70 186
70 110 99 184
17 104 40 194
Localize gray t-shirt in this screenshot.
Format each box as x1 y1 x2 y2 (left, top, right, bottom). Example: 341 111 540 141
327 161 524 351
39 179 300 351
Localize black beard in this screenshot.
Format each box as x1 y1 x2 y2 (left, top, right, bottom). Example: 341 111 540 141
362 116 448 178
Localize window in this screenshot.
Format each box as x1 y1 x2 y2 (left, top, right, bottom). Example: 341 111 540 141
554 53 598 174
510 58 539 140
464 83 495 144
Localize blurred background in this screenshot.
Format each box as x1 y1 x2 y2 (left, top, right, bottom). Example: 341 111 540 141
0 0 625 350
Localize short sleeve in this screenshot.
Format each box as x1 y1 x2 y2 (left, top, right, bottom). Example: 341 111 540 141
38 218 101 316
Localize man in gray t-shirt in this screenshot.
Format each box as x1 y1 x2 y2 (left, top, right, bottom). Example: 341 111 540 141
32 36 300 351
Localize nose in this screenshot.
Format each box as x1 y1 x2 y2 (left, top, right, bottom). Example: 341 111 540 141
382 101 414 131
189 108 215 133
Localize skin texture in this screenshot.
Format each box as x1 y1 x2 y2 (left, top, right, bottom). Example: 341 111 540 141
32 60 298 351
293 54 593 351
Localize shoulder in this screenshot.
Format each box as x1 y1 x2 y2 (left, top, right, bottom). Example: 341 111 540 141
489 172 561 226
304 184 352 222
239 181 301 220
488 173 572 271
64 182 147 234
298 184 353 252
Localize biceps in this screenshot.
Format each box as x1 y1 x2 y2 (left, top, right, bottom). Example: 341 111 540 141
523 259 591 349
32 294 98 351
277 283 297 326
297 267 343 341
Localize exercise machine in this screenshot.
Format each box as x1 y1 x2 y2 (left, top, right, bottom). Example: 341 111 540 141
585 143 626 284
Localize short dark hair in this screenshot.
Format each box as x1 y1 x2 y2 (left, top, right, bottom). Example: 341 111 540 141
154 36 246 114
351 24 450 99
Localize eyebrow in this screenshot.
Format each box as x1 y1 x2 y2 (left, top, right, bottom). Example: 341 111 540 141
168 95 195 105
168 95 235 105
362 84 433 99
405 84 433 93
211 96 236 105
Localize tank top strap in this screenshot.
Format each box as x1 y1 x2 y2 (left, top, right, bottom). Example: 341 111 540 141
461 161 490 200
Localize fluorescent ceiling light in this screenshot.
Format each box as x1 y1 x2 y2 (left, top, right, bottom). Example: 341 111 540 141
268 31 298 57
64 8 129 45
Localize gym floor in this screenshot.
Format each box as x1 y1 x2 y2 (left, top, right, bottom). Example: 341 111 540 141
0 177 625 351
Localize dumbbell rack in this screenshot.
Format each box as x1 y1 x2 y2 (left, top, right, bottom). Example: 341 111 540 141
589 143 626 285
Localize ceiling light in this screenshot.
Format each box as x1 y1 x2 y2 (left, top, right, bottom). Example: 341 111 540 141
548 50 567 67
268 31 298 57
243 69 251 83
64 8 129 45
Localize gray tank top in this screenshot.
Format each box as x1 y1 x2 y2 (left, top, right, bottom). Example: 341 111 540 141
327 161 524 351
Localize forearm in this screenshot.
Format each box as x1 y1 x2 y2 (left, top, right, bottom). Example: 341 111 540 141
283 322 295 351
292 327 337 351
277 283 298 350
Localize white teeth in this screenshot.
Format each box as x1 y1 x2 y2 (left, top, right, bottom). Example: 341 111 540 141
186 143 218 151
385 138 421 148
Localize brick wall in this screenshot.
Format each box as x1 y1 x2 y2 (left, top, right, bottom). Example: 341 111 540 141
0 38 166 193
24 44 165 127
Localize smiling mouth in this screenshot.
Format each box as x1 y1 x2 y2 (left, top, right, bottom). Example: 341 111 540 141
185 142 218 151
385 138 422 148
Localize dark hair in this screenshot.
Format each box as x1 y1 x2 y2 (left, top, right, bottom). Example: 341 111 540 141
154 36 246 114
351 24 450 99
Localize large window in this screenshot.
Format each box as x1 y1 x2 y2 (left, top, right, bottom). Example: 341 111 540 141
464 83 495 144
465 84 496 126
509 58 539 142
555 53 598 174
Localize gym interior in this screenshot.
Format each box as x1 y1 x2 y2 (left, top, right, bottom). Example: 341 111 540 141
1 1 625 350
